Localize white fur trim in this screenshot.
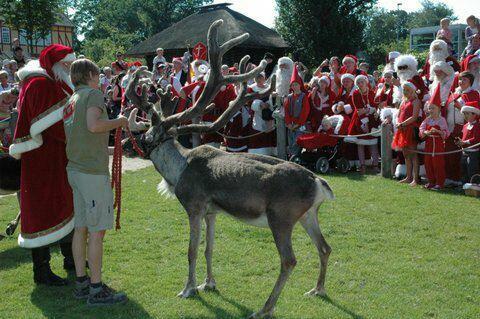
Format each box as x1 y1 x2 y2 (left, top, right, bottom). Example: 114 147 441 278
461 105 480 115
9 134 43 159
319 75 330 85
354 75 368 87
16 60 48 81
344 104 353 114
395 164 406 178
342 56 355 65
432 61 454 76
341 73 355 83
30 106 64 137
402 81 416 91
394 55 418 72
60 53 76 63
18 218 74 248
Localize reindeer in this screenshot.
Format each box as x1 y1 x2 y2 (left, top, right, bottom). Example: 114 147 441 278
126 20 334 319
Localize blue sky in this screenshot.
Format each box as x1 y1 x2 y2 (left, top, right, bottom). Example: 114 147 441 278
213 0 478 28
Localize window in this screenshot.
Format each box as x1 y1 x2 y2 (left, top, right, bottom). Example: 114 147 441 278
19 29 27 45
1 27 11 44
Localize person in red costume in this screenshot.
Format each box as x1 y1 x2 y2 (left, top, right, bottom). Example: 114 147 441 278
419 84 450 190
458 101 480 183
284 64 310 158
308 75 335 132
348 75 380 173
340 55 367 76
9 44 76 285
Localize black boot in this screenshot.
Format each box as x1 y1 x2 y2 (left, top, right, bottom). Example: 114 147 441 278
32 247 68 286
60 242 75 271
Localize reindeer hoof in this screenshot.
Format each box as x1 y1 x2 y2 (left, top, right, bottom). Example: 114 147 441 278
177 287 198 298
197 279 217 292
247 310 273 319
304 287 326 297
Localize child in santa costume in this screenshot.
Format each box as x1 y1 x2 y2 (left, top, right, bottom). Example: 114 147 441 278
224 104 250 153
248 72 276 155
308 76 335 132
284 64 310 158
457 101 480 183
392 82 422 186
348 75 380 173
331 74 355 118
9 44 76 285
419 84 450 190
340 55 367 77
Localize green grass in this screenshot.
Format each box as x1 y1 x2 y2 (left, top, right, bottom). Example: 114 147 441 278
0 167 479 319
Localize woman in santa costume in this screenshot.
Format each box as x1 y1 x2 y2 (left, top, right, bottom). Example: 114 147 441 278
340 55 367 77
429 61 463 186
308 76 335 132
248 72 276 156
348 75 380 173
392 82 422 186
9 44 76 285
419 84 450 190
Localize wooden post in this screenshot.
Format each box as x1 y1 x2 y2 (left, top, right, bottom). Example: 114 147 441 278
273 97 287 160
381 123 393 178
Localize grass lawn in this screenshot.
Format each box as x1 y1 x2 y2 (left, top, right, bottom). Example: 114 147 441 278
0 167 478 319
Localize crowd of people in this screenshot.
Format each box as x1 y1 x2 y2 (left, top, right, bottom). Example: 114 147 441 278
0 13 479 309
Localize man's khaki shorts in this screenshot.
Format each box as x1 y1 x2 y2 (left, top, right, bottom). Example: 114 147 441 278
67 170 114 232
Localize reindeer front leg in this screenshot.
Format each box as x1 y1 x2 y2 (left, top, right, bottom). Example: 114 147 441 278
178 211 204 298
198 213 217 291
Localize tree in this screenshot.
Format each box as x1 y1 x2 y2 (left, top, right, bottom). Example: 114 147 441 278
407 0 456 29
275 0 377 67
0 0 62 53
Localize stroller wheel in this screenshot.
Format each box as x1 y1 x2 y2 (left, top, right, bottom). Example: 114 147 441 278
315 157 329 174
336 157 350 173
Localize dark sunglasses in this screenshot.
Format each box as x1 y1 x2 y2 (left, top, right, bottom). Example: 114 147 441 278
397 65 409 70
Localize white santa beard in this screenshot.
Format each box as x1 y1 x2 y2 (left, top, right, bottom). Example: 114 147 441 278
276 68 292 97
429 50 449 80
52 63 74 91
430 74 454 101
398 69 416 83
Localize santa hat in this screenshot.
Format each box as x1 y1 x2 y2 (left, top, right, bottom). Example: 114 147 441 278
342 55 357 65
319 75 330 86
461 55 480 72
341 73 355 83
39 44 75 77
402 80 417 92
432 61 454 76
290 64 305 91
354 74 368 87
428 83 444 108
394 54 418 72
461 100 480 115
388 51 400 61
172 57 183 63
430 39 448 53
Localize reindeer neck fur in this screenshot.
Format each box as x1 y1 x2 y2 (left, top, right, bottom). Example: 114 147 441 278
150 138 188 187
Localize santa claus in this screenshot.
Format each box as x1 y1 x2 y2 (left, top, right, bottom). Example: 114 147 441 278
424 39 461 82
394 54 429 102
274 57 294 99
9 44 76 285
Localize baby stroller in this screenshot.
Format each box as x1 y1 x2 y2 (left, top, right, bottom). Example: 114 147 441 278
290 132 350 174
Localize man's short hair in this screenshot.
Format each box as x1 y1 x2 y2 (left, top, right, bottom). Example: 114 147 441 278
70 58 100 87
459 71 475 86
14 46 23 52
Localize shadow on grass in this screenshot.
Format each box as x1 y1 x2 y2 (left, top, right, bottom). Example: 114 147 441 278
320 295 364 319
183 290 254 319
30 285 154 319
0 246 30 270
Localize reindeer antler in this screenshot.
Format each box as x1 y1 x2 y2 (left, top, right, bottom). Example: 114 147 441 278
162 19 267 128
172 56 276 136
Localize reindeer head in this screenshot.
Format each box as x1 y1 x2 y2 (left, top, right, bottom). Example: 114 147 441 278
125 20 276 156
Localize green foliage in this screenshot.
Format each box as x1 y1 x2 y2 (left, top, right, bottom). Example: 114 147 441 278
1 167 479 318
0 0 62 53
72 0 211 64
275 0 377 67
407 0 457 29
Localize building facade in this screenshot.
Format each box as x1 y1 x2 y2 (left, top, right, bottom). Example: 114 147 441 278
0 13 73 58
410 24 467 55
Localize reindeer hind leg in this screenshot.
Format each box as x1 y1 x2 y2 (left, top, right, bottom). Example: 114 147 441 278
300 205 331 297
198 213 217 291
249 220 296 319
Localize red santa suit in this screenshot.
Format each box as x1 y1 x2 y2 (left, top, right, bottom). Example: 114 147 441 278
248 83 276 155
419 87 450 188
9 45 75 248
308 77 336 132
224 106 250 153
348 86 379 146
